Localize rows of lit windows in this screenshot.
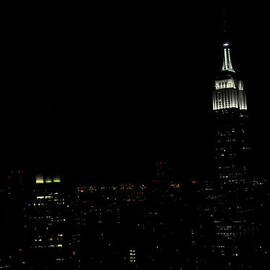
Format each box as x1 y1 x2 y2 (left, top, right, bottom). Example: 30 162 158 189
55 258 65 262
36 175 61 184
33 201 65 206
32 244 63 249
77 183 147 193
129 249 136 263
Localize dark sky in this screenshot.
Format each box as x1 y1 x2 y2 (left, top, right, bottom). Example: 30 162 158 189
2 4 270 180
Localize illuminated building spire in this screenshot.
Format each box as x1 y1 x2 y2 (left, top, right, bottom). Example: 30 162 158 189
220 7 235 73
221 42 235 73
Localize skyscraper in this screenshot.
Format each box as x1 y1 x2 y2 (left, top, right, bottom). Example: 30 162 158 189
207 41 264 268
24 175 79 270
212 41 251 190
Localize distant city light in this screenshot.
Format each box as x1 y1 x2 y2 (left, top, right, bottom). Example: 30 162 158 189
191 180 199 184
36 175 44 184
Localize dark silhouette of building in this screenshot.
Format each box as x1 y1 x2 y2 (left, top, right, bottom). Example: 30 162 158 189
0 169 29 269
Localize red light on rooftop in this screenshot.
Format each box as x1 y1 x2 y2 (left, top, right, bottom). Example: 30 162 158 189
158 161 167 165
152 179 160 183
191 180 199 184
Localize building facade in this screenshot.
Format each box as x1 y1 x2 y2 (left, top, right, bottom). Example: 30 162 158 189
208 41 267 268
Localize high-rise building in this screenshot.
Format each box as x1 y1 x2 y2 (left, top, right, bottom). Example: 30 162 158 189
24 175 79 270
212 42 250 178
207 41 266 268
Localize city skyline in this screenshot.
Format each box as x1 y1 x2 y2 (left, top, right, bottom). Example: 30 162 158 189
1 4 270 269
2 4 269 180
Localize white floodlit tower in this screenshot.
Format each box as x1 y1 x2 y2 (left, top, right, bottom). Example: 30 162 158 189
212 42 247 111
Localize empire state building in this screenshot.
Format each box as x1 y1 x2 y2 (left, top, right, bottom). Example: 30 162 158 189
208 41 261 268
212 42 250 187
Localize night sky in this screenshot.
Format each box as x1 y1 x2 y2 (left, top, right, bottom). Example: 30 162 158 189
2 4 270 180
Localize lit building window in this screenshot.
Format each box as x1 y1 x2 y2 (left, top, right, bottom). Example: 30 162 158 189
129 249 136 264
36 175 44 184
